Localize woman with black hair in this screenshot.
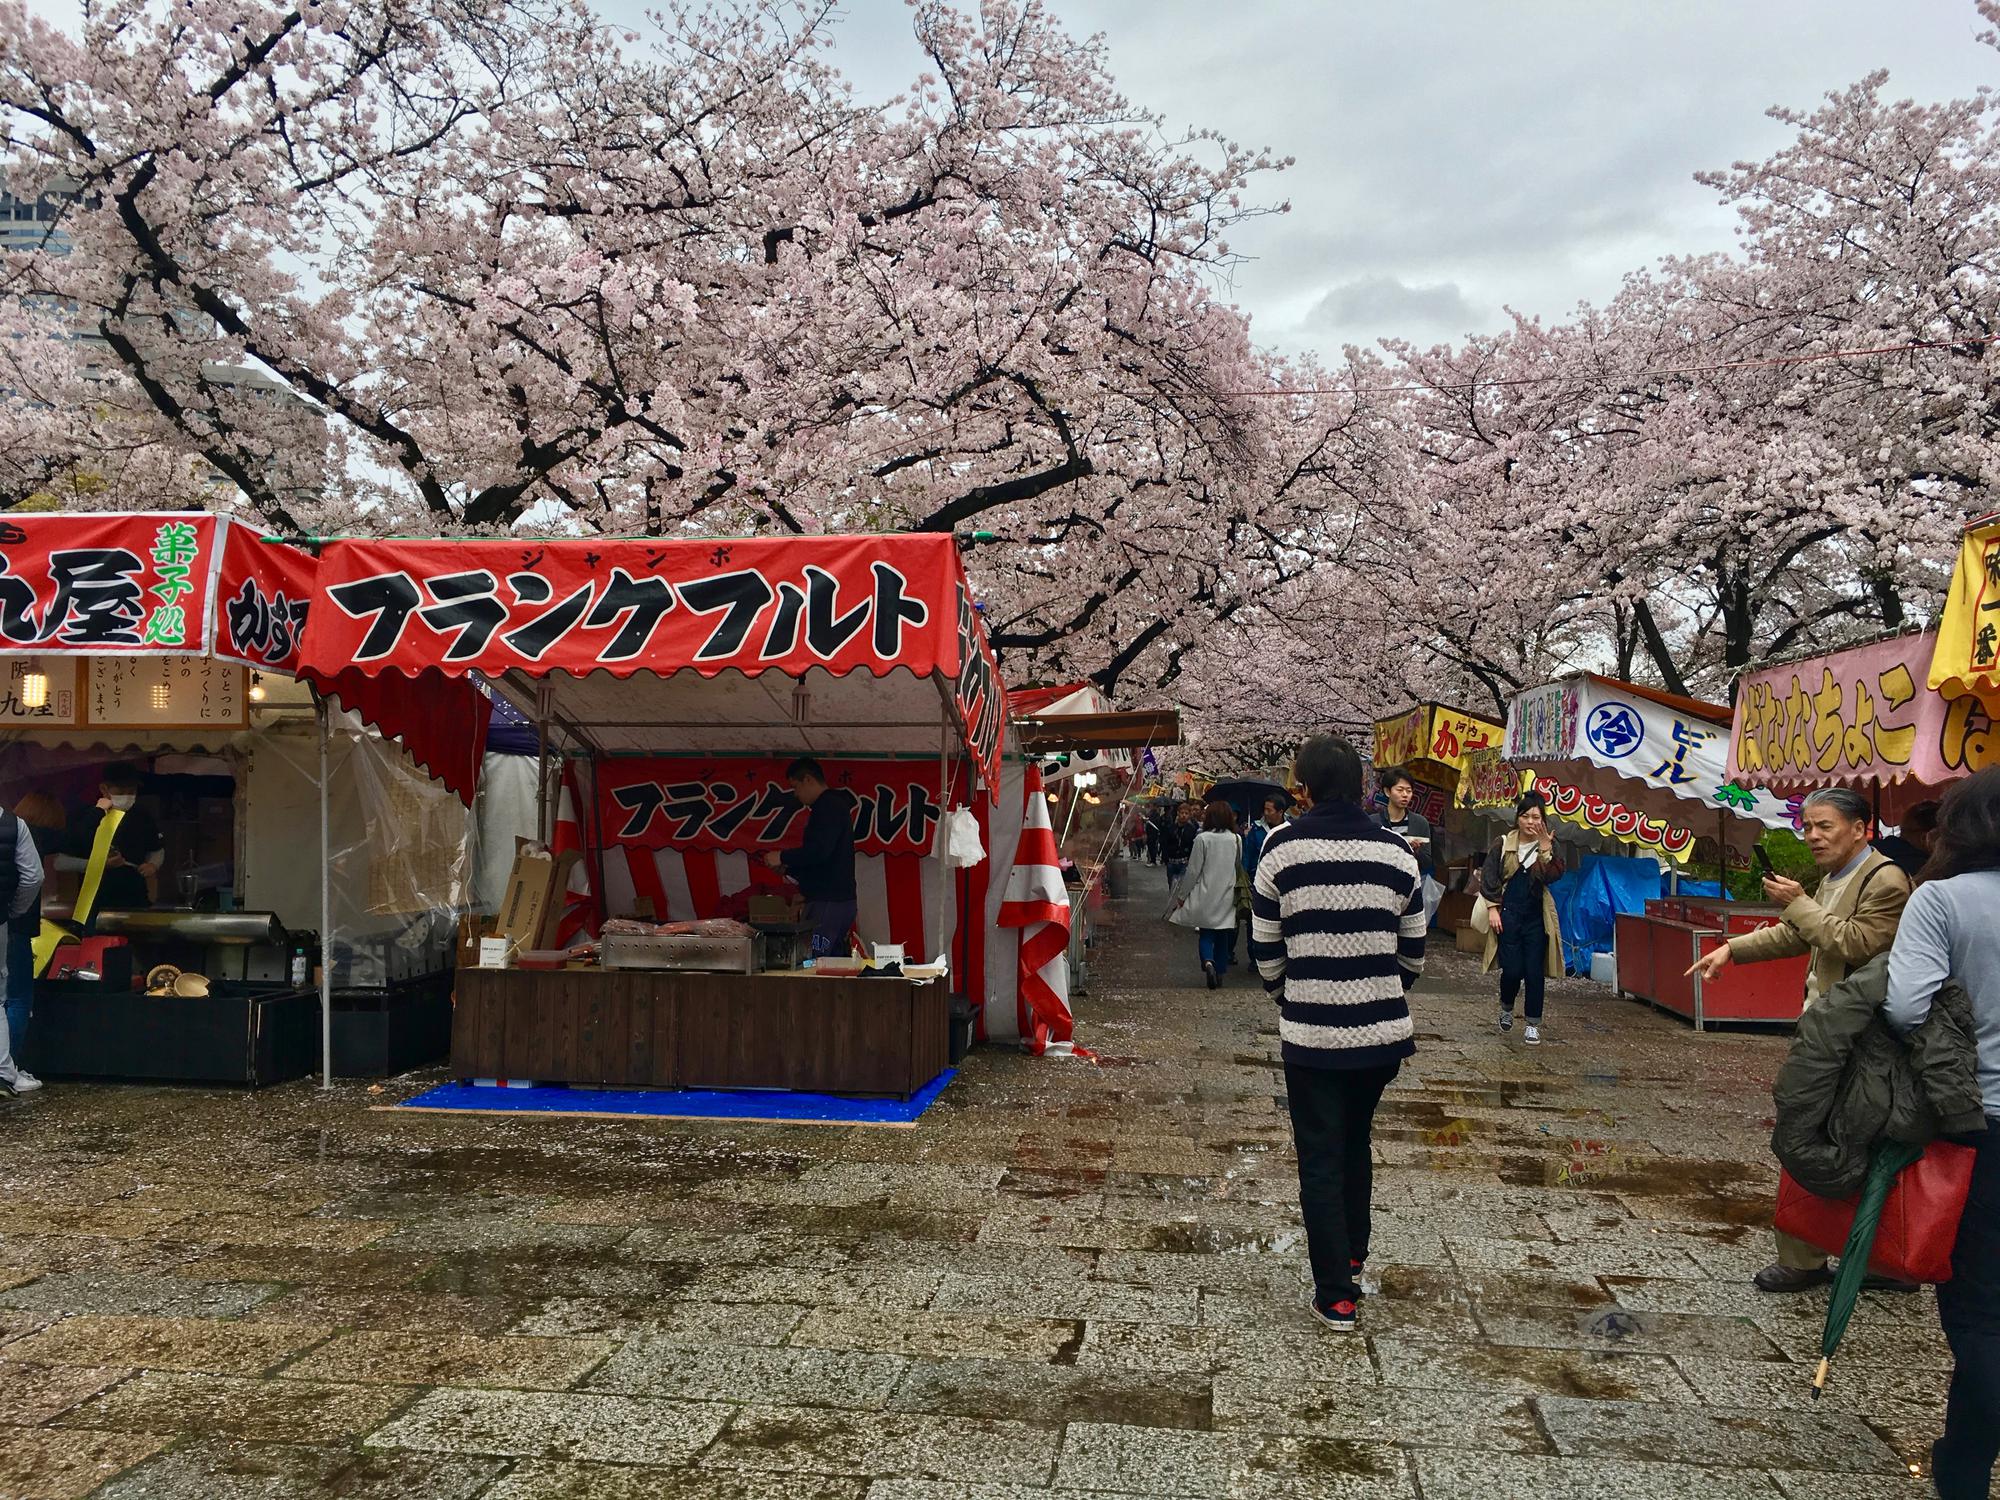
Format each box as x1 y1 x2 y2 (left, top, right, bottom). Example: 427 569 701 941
1883 767 2000 1500
1480 791 1565 1045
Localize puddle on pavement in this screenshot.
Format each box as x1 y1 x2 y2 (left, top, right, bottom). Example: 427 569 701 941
1141 1223 1304 1256
1449 1342 1646 1400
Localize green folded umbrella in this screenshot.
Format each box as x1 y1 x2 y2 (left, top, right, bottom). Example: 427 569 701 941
1814 1137 1924 1399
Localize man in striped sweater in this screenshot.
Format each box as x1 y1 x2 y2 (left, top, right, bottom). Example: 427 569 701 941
1251 734 1426 1331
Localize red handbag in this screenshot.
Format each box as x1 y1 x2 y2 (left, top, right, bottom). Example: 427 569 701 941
1775 1140 1976 1284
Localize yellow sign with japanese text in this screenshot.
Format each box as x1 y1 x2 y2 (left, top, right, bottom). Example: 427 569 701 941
1931 514 2000 706
1372 703 1504 787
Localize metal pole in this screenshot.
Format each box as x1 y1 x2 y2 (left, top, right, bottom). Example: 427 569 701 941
936 717 951 967
317 693 333 1090
535 679 553 847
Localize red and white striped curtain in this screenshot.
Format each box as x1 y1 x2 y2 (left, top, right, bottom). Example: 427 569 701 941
537 758 1074 1048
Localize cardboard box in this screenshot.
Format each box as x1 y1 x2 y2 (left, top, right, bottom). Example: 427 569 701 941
456 913 495 970
1454 924 1486 956
536 849 583 948
496 850 557 949
747 892 803 925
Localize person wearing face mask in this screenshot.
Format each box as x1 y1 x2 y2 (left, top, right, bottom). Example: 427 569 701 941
1480 791 1565 1046
56 764 164 914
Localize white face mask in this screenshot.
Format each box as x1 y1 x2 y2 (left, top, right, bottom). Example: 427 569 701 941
106 794 136 812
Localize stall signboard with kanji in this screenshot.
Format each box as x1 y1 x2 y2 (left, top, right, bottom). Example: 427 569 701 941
86 655 247 730
0 514 222 654
0 656 80 725
303 535 1007 793
1730 630 1999 791
1373 703 1503 792
1930 513 2000 707
1506 674 1788 832
1506 681 1582 761
596 757 943 857
214 525 314 674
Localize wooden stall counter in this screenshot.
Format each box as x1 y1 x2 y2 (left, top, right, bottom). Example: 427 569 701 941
451 967 950 1099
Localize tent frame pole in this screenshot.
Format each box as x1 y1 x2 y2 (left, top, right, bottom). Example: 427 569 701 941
315 690 333 1091
936 714 952 968
535 679 554 847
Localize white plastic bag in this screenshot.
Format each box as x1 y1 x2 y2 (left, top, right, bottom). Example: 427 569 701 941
935 807 986 869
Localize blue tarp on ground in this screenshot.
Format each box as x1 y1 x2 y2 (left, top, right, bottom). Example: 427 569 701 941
394 1070 956 1126
1548 854 1667 975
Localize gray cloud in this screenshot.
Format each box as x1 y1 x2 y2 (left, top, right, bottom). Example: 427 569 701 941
535 0 2000 357
1304 276 1483 341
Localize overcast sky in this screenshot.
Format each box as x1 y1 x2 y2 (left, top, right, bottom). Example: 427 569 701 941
752 0 1999 360
27 0 1998 360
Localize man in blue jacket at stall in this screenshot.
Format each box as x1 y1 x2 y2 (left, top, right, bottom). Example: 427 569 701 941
761 758 858 958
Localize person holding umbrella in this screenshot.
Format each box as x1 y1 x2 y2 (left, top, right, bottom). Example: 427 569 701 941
1881 768 2000 1499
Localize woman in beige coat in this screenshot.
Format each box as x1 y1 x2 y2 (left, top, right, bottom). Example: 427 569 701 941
1480 791 1565 1045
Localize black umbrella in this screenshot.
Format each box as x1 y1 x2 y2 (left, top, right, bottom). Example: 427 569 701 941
1205 778 1289 824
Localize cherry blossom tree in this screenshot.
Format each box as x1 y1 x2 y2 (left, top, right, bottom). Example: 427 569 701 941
0 0 1311 689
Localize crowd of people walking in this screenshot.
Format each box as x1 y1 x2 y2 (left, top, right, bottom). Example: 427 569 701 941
1141 749 2000 1499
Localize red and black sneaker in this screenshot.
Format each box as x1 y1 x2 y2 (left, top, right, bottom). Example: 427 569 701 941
1310 1294 1358 1332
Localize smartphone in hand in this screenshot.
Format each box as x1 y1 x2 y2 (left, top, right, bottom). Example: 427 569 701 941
1752 846 1774 876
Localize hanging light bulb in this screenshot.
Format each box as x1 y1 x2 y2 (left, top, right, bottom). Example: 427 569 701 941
248 671 267 703
18 659 47 710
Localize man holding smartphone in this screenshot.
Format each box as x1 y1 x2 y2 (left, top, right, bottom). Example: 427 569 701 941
1373 768 1432 880
1685 787 1912 1293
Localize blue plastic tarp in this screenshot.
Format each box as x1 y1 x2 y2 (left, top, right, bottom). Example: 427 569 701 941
1548 854 1666 974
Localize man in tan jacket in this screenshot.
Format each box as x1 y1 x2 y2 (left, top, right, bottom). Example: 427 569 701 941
1687 786 1912 1292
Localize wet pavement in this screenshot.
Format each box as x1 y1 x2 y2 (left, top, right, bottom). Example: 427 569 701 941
0 862 1946 1497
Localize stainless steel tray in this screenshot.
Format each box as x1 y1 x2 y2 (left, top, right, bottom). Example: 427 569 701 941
600 931 760 974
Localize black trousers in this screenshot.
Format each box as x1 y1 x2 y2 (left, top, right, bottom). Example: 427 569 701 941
1934 1120 2000 1500
1497 921 1546 1022
1285 1059 1400 1304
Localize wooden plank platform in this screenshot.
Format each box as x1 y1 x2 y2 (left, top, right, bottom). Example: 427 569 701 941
451 968 949 1098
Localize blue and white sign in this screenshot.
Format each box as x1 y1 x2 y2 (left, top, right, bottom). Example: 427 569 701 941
1585 703 1645 760
1505 674 1790 837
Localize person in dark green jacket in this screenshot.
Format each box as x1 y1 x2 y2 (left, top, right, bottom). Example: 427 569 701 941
1771 953 1985 1201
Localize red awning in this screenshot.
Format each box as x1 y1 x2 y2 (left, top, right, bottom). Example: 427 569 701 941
297 535 1007 796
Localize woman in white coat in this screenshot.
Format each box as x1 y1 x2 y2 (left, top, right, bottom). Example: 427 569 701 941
1170 800 1245 989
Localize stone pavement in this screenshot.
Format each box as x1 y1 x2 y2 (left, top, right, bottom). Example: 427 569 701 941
0 862 1947 1498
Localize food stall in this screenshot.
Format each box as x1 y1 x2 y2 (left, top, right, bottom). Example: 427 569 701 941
0 513 485 1085
1729 628 1998 824
1373 701 1502 816
295 533 1034 1097
1504 673 1799 1028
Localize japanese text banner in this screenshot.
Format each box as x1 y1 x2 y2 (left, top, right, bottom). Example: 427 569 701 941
1731 631 1998 791
596 758 943 856
214 525 314 674
1508 675 1789 833
0 513 219 654
1930 515 2000 704
1457 749 1699 861
1372 705 1430 768
302 537 962 683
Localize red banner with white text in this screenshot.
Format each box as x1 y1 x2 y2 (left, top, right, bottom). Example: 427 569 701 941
0 512 221 654
596 757 944 857
214 524 315 673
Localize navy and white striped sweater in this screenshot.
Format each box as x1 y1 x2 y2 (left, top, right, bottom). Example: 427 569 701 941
1249 801 1426 1070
